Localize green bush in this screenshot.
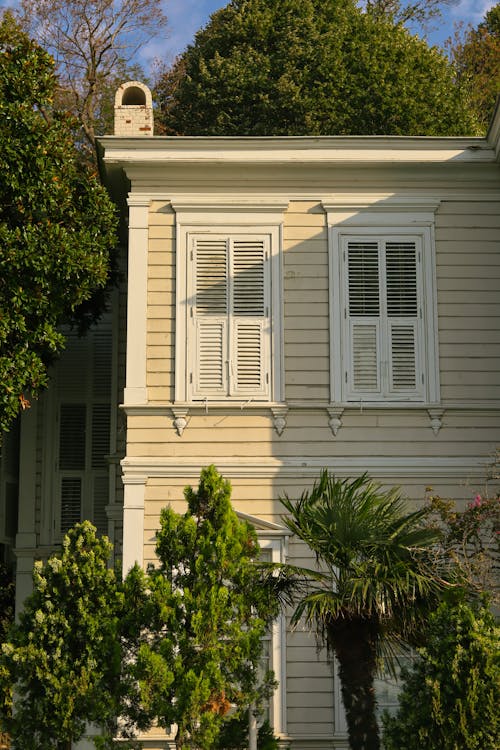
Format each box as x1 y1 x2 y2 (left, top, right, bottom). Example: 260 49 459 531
382 599 500 750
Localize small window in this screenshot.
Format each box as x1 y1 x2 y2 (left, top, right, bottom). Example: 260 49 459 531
185 233 274 402
330 225 439 405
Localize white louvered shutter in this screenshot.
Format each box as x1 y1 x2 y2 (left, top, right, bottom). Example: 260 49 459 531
191 235 270 400
231 238 269 398
55 317 111 538
346 241 382 398
345 238 423 401
385 240 422 398
193 238 229 396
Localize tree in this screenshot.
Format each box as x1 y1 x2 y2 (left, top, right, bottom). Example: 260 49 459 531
363 0 459 26
425 490 500 606
280 472 447 750
0 523 125 750
18 0 168 160
382 598 500 750
156 0 476 137
135 465 280 750
449 3 500 133
0 14 117 435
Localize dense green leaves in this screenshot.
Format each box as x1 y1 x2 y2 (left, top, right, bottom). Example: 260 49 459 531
157 0 476 136
136 465 280 750
382 599 500 750
0 15 117 435
449 3 500 133
0 523 125 749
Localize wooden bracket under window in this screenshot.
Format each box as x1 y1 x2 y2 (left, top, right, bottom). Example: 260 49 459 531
271 406 288 436
171 407 189 436
327 407 344 437
427 408 444 436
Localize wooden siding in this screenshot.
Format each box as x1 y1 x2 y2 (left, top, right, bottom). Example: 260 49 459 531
130 194 500 749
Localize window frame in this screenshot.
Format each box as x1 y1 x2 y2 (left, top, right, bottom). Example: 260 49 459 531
174 205 286 405
327 201 440 406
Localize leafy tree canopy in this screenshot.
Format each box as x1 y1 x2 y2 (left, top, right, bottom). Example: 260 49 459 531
0 14 118 435
0 523 125 749
449 2 500 133
157 0 477 136
135 466 280 750
382 598 500 750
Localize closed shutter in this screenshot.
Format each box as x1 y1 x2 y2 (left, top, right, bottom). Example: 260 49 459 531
346 241 382 397
231 238 267 397
385 241 420 396
345 238 423 401
55 317 112 538
191 235 270 399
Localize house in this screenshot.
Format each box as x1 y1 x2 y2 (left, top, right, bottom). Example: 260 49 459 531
1 81 500 748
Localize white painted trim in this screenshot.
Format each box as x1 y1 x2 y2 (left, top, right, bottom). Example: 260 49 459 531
119 456 489 479
121 474 146 574
174 215 285 404
120 401 500 414
123 196 149 405
259 537 288 736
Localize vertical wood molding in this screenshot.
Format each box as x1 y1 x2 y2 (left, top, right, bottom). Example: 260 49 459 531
124 196 150 405
121 473 146 575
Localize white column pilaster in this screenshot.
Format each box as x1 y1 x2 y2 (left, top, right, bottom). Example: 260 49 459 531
121 473 146 575
124 195 150 405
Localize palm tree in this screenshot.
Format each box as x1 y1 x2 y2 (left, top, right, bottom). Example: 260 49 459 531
281 472 448 750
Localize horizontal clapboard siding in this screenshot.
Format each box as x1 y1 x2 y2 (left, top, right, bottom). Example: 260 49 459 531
147 202 176 403
436 200 500 402
284 203 330 402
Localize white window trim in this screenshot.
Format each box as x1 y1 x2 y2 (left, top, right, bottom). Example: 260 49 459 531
236 511 289 738
325 199 440 406
173 202 287 405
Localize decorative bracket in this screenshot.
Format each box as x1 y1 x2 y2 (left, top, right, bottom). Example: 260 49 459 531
271 406 288 436
171 407 189 437
327 407 344 437
427 408 444 436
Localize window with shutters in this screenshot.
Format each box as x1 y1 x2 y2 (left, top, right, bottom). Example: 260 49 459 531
330 228 439 405
185 232 274 402
46 318 112 541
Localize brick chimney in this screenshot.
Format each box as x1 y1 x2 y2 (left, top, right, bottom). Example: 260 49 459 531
114 81 153 137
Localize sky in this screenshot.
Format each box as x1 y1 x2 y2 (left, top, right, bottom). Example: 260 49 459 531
157 0 497 64
0 0 496 67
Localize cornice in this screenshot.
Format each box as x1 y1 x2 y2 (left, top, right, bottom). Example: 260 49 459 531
98 134 495 166
120 456 490 479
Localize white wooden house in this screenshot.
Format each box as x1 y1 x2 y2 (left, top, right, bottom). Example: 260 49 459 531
1 82 500 748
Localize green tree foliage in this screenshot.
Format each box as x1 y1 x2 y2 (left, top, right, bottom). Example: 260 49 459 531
281 472 447 750
156 0 476 136
135 465 280 750
425 486 500 606
449 3 500 133
0 523 126 749
0 14 118 435
0 562 14 722
382 599 500 750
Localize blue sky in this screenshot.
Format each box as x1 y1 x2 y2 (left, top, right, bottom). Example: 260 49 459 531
1 0 496 66
156 0 497 63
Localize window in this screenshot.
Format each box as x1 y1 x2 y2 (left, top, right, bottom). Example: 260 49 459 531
343 235 423 401
189 234 271 400
43 318 112 542
329 214 439 405
174 207 285 405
